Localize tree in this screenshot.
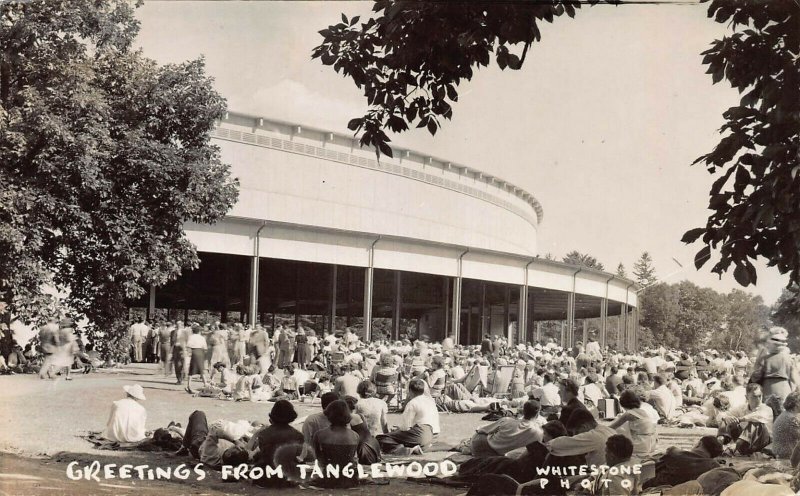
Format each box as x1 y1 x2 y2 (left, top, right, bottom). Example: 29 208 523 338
640 281 732 351
773 284 800 352
562 251 604 271
706 289 769 351
313 1 611 156
616 263 627 278
632 252 657 288
315 0 800 301
0 1 238 357
680 1 799 295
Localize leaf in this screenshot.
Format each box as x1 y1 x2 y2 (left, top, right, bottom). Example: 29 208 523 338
378 140 393 157
347 118 362 131
427 120 437 136
733 263 751 286
341 13 348 24
695 245 711 269
681 227 706 244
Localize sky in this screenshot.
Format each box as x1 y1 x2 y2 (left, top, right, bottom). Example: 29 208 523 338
133 0 790 305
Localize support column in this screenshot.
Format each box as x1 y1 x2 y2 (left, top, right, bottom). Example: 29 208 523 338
392 271 402 340
536 322 542 343
634 307 639 351
363 267 374 341
518 285 528 346
600 298 608 349
504 286 511 346
582 319 588 346
566 292 575 348
479 282 486 337
452 277 462 345
443 278 450 341
329 264 337 333
248 256 259 326
148 285 156 319
363 238 380 342
560 321 566 348
622 306 628 352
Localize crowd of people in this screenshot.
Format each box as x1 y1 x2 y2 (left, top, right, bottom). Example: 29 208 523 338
93 319 800 494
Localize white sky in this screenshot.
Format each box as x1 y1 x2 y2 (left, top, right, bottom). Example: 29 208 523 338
134 0 790 305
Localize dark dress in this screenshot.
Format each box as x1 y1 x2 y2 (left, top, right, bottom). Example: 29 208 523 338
311 427 360 488
351 416 381 464
188 348 205 376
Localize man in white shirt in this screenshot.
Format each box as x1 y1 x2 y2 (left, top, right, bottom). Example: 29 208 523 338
648 374 676 420
531 372 562 416
103 385 147 443
718 383 773 455
129 318 148 362
377 379 439 455
470 400 543 457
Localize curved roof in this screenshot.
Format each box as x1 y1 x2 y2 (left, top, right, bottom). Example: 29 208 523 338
219 111 544 224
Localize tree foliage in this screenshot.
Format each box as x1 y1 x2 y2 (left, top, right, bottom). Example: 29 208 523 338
632 252 657 288
0 1 238 357
316 1 800 304
773 284 800 352
640 281 768 351
313 0 611 157
562 250 605 271
683 0 799 295
616 263 627 278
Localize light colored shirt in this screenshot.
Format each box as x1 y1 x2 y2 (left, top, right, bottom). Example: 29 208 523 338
103 398 147 443
649 385 676 419
187 334 208 349
356 397 388 435
479 417 543 455
532 382 561 407
547 424 616 466
402 394 440 434
199 432 234 469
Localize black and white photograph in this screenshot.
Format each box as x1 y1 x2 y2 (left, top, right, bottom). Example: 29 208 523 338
1 0 799 494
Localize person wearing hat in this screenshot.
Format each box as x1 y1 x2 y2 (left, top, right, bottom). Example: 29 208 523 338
103 384 147 443
751 326 799 405
253 399 303 468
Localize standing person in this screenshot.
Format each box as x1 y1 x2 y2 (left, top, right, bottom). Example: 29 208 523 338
285 327 297 366
50 318 78 381
306 330 319 364
185 326 209 394
343 327 359 350
129 317 146 363
233 324 250 366
172 321 187 385
752 327 800 405
295 327 309 370
159 322 174 377
209 326 231 371
277 326 291 368
38 317 59 379
480 333 494 362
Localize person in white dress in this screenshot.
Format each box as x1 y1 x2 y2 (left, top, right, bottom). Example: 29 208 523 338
103 385 147 443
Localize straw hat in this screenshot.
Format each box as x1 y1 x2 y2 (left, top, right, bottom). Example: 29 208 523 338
123 384 146 401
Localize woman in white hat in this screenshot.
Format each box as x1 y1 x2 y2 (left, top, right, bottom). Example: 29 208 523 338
102 384 147 443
